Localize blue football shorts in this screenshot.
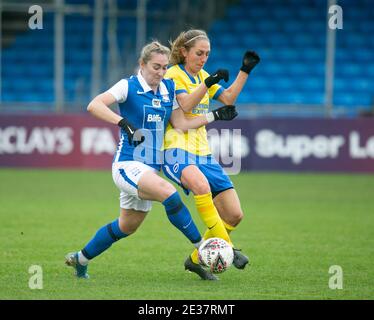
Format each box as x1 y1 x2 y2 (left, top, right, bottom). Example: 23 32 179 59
162 148 234 196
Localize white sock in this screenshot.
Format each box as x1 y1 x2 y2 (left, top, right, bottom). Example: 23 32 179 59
78 251 89 266
194 240 203 249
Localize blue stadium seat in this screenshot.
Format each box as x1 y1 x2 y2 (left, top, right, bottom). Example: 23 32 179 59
349 78 371 92
286 63 310 76
281 21 303 33
239 34 264 48
226 7 243 20
209 20 226 34
248 77 269 90
302 92 324 105
336 64 363 77
215 34 238 47
301 48 323 62
272 78 295 91
297 77 324 91
231 20 251 32
1 0 372 116
266 34 291 47
334 93 359 106
352 49 373 62
365 65 374 77
260 62 287 76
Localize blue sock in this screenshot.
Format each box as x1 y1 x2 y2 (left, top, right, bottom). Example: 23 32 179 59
162 192 202 244
81 219 128 260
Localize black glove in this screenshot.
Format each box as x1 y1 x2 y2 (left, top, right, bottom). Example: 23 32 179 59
118 118 145 146
240 51 260 74
210 105 238 121
204 69 229 88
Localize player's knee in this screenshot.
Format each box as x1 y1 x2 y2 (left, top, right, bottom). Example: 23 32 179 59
118 217 138 235
122 225 138 235
229 209 244 226
159 180 177 201
233 210 244 225
181 166 210 195
190 179 211 195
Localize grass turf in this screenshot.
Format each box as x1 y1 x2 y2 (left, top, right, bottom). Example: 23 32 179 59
0 169 373 300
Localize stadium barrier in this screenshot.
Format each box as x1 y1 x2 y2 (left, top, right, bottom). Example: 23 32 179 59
0 114 373 173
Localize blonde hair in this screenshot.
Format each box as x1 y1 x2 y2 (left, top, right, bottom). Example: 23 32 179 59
169 29 210 65
139 41 170 64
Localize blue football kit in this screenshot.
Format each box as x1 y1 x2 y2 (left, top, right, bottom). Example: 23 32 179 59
108 71 176 170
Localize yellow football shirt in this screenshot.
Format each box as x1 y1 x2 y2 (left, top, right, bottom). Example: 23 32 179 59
164 64 224 155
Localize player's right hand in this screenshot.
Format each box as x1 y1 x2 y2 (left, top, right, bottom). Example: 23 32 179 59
117 118 145 146
204 69 229 88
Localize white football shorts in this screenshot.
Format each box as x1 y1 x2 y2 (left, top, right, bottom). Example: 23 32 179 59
112 161 157 212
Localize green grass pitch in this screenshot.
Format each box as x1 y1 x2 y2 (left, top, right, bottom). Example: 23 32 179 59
0 168 373 300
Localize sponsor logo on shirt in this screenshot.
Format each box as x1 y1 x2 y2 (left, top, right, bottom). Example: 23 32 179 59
147 114 162 122
192 103 209 114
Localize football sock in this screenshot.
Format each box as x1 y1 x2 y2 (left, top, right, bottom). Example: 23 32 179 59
191 248 200 264
81 219 128 261
77 251 89 266
193 193 232 245
190 193 233 265
202 220 236 240
223 220 236 234
163 192 202 245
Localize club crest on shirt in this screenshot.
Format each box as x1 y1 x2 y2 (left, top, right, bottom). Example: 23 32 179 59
152 99 161 107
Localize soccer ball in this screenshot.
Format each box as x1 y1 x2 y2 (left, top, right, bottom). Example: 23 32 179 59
198 237 234 273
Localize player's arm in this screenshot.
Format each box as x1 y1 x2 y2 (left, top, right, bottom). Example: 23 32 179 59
87 81 144 145
217 51 260 105
87 92 122 124
169 105 238 133
176 69 229 113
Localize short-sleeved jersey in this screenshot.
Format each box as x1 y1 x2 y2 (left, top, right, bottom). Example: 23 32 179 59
164 64 224 156
107 71 177 170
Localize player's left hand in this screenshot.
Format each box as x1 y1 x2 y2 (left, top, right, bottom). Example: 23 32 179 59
212 105 238 121
240 51 260 74
204 69 229 88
